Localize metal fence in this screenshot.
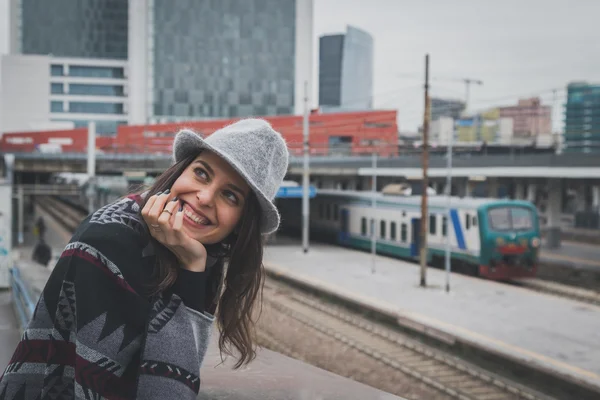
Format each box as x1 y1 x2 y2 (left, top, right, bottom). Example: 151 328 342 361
10 266 37 331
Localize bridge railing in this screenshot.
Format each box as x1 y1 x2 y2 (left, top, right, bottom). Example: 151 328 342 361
10 266 37 331
9 261 51 332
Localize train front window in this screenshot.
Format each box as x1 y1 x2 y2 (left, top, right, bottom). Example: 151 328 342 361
487 207 533 231
511 208 533 230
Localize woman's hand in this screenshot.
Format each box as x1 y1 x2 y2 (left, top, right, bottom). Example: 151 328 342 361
141 190 208 272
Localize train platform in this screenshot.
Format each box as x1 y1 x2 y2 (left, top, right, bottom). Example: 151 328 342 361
263 240 600 391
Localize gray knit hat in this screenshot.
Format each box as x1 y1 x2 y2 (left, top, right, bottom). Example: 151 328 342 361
172 118 289 234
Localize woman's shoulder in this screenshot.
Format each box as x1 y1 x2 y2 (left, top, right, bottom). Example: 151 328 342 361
71 195 148 251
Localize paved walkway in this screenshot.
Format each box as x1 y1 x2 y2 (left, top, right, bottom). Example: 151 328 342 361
264 242 600 389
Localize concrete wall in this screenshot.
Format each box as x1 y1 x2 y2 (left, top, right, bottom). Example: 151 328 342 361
0 54 50 133
128 0 150 125
295 0 314 114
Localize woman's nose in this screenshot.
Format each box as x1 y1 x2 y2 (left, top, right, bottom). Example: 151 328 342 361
196 186 216 207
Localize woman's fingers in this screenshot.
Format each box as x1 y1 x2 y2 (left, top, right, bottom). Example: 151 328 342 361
148 190 171 220
157 197 179 228
141 192 158 218
172 201 185 234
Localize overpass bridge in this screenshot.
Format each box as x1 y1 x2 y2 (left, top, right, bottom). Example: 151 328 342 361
2 151 600 175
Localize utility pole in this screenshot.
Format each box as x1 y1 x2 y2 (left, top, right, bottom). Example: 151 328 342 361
420 54 430 288
302 81 310 253
87 121 96 213
444 121 455 293
371 151 377 274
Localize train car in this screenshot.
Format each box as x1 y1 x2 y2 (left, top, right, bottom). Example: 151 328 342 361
279 189 541 281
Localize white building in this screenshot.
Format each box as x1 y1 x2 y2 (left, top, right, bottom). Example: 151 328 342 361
430 117 455 145
1 54 130 135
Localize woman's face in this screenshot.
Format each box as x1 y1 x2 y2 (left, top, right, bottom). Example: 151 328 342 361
171 151 250 244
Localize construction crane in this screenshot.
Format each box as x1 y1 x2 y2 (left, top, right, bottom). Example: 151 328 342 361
432 77 483 111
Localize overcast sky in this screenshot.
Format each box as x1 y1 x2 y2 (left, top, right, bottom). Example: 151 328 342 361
1 0 599 132
313 0 600 132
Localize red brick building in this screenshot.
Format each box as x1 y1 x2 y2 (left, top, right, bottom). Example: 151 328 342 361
1 110 398 156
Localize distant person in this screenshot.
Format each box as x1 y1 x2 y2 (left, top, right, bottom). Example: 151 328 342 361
31 237 52 267
0 119 289 399
480 141 488 154
34 216 46 238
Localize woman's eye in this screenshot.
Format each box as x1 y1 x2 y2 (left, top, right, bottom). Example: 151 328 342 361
194 168 208 180
223 191 239 204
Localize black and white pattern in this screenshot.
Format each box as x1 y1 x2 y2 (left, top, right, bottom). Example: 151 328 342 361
0 196 215 399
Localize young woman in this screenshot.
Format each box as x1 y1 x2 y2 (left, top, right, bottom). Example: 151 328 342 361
0 119 289 399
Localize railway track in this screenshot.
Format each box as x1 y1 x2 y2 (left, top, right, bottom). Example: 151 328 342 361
36 196 88 233
261 279 554 400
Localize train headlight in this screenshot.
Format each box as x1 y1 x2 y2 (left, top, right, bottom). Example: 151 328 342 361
531 237 540 248
496 237 505 246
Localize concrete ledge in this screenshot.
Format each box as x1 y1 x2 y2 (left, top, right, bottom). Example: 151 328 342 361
516 278 600 306
264 263 600 400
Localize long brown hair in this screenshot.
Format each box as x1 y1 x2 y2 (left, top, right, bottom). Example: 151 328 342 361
140 151 264 368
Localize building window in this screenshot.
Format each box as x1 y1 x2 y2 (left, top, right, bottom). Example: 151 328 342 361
442 216 448 237
51 83 64 94
333 204 339 221
380 220 386 239
50 101 64 112
50 65 64 76
390 222 397 240
51 120 127 135
69 84 124 96
326 204 331 220
68 65 124 78
401 223 407 242
69 102 123 114
319 203 324 218
429 215 437 235
361 218 367 235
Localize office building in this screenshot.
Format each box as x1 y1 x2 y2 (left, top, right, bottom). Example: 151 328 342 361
13 0 128 59
431 98 465 122
3 0 313 133
498 97 551 138
564 82 600 153
129 0 313 123
319 25 373 112
1 54 129 135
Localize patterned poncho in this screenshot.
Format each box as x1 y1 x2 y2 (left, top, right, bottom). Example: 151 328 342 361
0 195 223 399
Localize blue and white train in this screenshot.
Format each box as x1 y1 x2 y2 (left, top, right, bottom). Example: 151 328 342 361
278 187 541 280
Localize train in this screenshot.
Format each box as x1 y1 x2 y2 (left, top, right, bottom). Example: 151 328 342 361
278 186 541 281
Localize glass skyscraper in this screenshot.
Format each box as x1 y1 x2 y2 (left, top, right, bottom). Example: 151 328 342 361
151 0 297 119
564 82 600 153
318 25 373 112
20 0 128 60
